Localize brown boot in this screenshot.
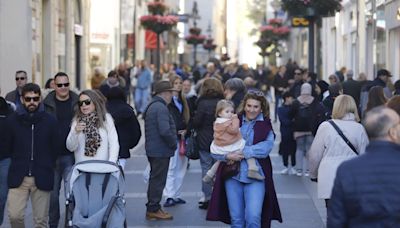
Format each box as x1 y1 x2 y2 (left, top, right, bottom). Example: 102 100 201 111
146 209 173 220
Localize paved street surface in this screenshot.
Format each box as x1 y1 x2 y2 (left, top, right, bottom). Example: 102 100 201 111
2 106 326 228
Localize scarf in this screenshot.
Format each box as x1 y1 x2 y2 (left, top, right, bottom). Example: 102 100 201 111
79 112 101 157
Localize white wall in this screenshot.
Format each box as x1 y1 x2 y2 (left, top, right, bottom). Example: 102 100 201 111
0 1 32 95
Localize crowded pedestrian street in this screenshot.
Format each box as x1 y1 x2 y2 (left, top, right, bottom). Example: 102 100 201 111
2 0 400 228
1 117 326 228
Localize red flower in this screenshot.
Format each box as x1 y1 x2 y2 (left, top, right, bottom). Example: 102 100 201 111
260 25 274 32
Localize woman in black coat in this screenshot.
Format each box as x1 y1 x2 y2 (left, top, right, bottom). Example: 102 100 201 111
106 87 141 170
192 78 225 209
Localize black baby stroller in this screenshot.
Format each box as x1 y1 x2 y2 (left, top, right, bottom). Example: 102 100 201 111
65 160 127 228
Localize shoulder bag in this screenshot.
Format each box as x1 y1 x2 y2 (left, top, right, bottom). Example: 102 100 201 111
328 120 358 155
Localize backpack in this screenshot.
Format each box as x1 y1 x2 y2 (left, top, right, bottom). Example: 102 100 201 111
294 101 314 132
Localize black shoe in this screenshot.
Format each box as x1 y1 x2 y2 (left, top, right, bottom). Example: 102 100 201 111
198 201 209 210
163 198 176 207
173 198 186 204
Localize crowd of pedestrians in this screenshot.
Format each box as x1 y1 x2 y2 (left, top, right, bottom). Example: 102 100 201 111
1 57 400 228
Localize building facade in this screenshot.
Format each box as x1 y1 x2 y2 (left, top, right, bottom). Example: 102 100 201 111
0 0 90 94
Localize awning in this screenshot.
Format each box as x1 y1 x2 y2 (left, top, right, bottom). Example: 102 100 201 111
145 30 164 50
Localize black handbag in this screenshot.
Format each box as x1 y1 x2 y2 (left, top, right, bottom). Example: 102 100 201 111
221 161 240 179
185 129 200 160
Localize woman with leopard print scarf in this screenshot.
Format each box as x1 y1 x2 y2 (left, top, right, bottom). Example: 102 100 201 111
67 90 120 163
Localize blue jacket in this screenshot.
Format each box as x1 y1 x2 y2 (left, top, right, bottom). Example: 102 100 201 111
328 140 400 228
136 68 152 89
4 105 58 191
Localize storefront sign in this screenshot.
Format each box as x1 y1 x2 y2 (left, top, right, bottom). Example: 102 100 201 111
292 17 309 27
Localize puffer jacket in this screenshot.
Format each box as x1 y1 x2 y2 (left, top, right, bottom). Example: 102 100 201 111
144 96 177 157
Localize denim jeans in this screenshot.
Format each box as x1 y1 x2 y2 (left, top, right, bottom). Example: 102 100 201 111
0 158 11 225
295 135 314 172
134 88 150 114
49 155 74 228
225 178 265 228
199 150 215 201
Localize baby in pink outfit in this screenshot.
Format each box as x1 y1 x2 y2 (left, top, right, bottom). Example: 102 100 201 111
203 100 264 182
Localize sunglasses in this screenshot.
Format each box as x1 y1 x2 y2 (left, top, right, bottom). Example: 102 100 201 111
24 96 40 102
15 77 26 81
248 90 265 97
78 99 92 107
56 83 70 88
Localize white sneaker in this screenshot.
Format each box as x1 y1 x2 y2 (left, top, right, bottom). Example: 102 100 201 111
280 168 289 175
289 168 297 175
296 170 303 176
304 171 310 177
198 195 205 204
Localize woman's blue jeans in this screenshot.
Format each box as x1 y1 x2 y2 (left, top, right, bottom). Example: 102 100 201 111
225 178 265 228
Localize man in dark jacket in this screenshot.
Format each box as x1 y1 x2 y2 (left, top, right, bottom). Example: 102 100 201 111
4 83 57 228
360 69 392 115
43 72 78 228
342 70 362 107
0 97 14 226
5 70 28 108
328 106 400 227
144 81 177 220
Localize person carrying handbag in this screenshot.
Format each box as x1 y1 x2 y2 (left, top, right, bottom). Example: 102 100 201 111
308 95 369 208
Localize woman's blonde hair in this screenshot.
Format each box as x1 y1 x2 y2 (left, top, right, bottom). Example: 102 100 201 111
215 99 235 118
74 89 108 128
332 94 360 122
169 75 190 124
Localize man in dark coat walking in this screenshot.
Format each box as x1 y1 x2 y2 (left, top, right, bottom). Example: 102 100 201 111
4 83 57 228
328 106 400 227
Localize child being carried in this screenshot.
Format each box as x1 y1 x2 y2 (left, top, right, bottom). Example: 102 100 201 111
203 99 264 182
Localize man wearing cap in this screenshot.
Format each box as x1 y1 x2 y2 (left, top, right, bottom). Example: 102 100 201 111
143 80 177 220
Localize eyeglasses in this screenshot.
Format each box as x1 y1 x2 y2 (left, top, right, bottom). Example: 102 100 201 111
56 83 70 88
24 96 40 102
248 90 265 97
15 77 26 81
78 99 91 107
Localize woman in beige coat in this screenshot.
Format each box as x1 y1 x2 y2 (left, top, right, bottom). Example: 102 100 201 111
308 95 369 207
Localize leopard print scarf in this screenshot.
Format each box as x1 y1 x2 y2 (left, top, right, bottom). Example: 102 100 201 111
79 112 101 157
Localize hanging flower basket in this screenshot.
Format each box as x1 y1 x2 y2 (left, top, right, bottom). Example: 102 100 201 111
147 1 168 15
282 0 342 17
255 38 273 50
189 27 202 35
203 38 217 51
185 34 206 45
268 18 283 26
140 15 178 34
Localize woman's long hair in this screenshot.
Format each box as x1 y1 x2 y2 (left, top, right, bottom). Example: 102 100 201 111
366 86 387 113
170 75 190 124
74 89 108 128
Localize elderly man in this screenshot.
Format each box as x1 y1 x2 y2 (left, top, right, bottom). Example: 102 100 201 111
144 81 177 220
328 106 400 227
